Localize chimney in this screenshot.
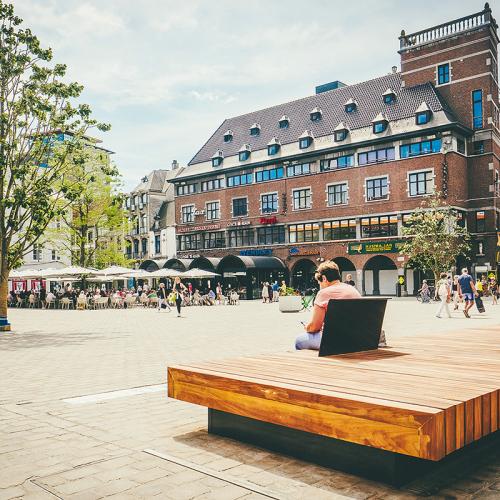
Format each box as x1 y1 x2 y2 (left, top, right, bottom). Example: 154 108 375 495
171 160 179 170
392 66 397 73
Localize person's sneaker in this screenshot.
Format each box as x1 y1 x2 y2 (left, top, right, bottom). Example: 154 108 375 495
436 315 441 318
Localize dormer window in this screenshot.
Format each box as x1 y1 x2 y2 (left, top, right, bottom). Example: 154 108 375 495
415 102 432 125
344 98 357 113
250 123 261 136
382 88 396 104
298 131 313 149
223 130 233 143
239 144 251 162
372 113 388 134
278 115 290 129
212 150 224 167
267 137 281 156
310 107 322 122
334 122 349 142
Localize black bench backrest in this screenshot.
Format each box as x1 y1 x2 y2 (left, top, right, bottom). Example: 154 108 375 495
319 298 388 357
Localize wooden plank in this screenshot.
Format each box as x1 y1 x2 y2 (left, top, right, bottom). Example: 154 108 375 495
465 399 475 445
482 394 491 436
492 390 499 432
473 397 482 441
445 406 456 454
455 402 465 449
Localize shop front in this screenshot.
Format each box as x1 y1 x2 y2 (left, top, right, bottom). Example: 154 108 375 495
217 253 288 300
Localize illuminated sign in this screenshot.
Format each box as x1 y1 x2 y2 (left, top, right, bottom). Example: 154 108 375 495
348 240 405 255
239 249 272 256
227 220 251 227
177 224 221 233
260 216 277 225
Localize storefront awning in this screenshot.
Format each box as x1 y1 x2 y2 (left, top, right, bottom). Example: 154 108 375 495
217 255 286 273
164 258 193 271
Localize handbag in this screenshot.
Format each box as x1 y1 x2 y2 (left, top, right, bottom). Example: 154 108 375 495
161 303 167 309
475 296 485 313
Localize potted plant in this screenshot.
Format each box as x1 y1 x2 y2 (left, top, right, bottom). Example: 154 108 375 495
279 287 303 313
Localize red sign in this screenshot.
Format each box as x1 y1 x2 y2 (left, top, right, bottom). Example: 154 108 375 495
260 216 277 225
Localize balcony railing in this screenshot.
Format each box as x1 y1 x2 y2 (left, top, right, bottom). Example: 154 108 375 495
399 4 496 50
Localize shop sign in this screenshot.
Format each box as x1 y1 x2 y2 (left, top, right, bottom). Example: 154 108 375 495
260 216 277 225
348 240 404 255
289 247 319 256
177 223 221 233
239 249 272 256
194 209 205 216
227 220 251 228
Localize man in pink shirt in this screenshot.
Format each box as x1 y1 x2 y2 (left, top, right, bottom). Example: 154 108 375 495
295 261 361 350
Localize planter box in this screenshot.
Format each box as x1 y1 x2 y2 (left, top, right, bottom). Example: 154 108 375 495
279 295 302 313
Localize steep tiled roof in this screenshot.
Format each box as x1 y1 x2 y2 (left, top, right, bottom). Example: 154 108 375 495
132 170 168 193
188 73 453 166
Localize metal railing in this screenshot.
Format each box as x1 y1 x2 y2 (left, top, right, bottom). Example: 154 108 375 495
399 4 496 50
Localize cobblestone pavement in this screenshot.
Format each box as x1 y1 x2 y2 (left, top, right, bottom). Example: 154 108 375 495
0 298 499 499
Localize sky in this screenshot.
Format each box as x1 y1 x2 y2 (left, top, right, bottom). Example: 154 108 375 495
11 0 496 190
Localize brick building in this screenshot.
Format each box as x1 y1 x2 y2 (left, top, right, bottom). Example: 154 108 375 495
171 4 500 299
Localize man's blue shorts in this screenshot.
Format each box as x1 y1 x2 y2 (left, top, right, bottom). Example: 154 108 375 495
463 292 474 301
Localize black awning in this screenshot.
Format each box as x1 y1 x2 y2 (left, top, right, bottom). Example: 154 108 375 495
217 255 286 273
164 258 193 271
189 257 221 271
139 259 166 271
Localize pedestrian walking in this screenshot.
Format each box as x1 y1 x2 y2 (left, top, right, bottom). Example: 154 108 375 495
157 282 171 312
490 279 498 305
262 282 269 303
452 275 460 310
435 272 452 318
267 282 273 303
173 276 186 317
418 280 431 303
272 281 279 302
458 268 478 318
280 280 287 296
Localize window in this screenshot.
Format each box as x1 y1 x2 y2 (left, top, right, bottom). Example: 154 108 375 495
286 163 310 177
457 138 466 154
51 249 57 261
261 193 278 213
289 223 320 243
345 102 356 113
268 143 280 155
203 231 225 249
155 235 161 254
473 141 485 154
257 226 285 245
495 170 500 197
227 172 252 187
176 183 197 196
334 129 348 142
239 149 251 161
310 108 322 121
475 211 486 232
206 201 220 220
416 111 431 125
125 197 131 209
223 130 233 143
178 233 202 251
321 154 354 170
201 178 225 192
181 205 194 223
472 89 483 129
141 193 147 204
327 183 348 206
255 166 284 182
279 117 289 129
88 230 93 242
373 121 388 133
212 156 223 167
383 91 396 104
228 229 254 247
133 240 139 255
361 215 398 238
366 177 389 201
292 188 311 210
141 238 147 255
438 63 450 84
408 171 434 196
250 124 261 136
323 219 356 240
358 147 395 165
299 137 312 149
232 198 248 217
400 139 441 158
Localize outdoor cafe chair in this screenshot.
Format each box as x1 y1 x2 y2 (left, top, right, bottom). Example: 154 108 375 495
139 295 149 307
96 297 109 309
124 295 136 308
16 295 24 308
76 297 87 310
28 294 36 308
61 297 73 310
148 297 159 308
45 297 55 309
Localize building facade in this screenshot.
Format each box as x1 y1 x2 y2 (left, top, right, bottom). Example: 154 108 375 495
125 163 184 269
171 5 500 299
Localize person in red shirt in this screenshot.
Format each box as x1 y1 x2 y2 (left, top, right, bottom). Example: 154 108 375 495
295 261 361 350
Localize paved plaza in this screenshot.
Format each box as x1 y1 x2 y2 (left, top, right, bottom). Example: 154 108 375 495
0 299 499 499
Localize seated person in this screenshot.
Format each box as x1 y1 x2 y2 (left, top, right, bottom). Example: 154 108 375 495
295 261 361 350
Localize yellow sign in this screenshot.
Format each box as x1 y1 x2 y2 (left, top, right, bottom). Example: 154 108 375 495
398 276 405 285
488 272 496 279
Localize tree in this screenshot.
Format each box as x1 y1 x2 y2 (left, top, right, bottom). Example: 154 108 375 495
46 147 131 269
0 2 109 330
399 192 470 282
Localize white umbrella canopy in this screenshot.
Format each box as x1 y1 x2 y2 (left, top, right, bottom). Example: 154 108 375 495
98 265 134 276
42 266 99 277
10 268 57 279
87 276 114 283
180 268 220 279
148 268 182 278
116 270 152 279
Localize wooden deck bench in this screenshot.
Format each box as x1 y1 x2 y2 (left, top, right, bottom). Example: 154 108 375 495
168 327 500 485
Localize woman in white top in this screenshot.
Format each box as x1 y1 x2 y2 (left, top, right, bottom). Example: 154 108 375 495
261 282 269 303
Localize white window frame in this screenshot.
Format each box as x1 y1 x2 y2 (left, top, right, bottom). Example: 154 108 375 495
260 191 279 214
291 187 312 211
325 181 349 207
364 175 390 202
435 61 452 87
205 200 221 221
407 168 435 198
231 196 249 218
180 204 195 224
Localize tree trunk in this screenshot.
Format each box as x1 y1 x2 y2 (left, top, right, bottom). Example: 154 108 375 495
0 266 11 331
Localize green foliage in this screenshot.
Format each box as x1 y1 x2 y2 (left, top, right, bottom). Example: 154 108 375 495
0 2 110 278
281 287 300 296
399 192 470 280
